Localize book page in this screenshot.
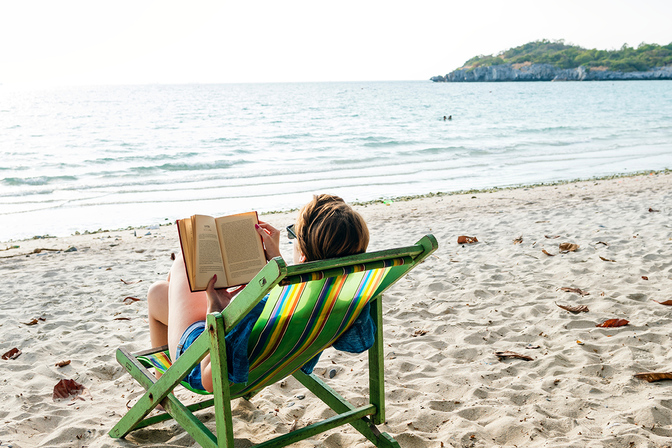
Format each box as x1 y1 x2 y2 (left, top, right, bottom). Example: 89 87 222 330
177 218 196 290
193 214 228 290
215 212 266 286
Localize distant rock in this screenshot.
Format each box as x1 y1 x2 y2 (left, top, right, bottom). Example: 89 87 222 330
431 64 672 82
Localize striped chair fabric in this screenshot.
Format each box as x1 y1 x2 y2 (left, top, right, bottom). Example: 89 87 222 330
138 257 405 398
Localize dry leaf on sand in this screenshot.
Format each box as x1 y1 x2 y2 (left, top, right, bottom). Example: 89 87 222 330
55 360 71 367
542 249 555 256
120 278 142 285
123 296 141 304
599 256 616 262
22 317 45 325
595 241 609 246
642 276 649 280
31 248 60 254
561 287 590 296
634 372 672 382
494 351 533 361
545 235 560 239
555 303 589 313
513 236 523 244
53 379 85 400
596 319 629 328
457 236 478 244
2 348 21 360
559 242 579 253
653 300 672 306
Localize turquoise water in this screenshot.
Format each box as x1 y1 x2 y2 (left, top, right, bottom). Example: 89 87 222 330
1 81 671 241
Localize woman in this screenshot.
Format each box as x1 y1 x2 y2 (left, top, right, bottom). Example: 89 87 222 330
147 194 374 392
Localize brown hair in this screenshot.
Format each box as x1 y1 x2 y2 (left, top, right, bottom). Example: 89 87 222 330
295 194 369 262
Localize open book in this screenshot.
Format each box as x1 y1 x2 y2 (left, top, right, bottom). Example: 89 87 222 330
176 212 267 292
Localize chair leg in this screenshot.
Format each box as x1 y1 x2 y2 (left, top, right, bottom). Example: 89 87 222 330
110 338 222 448
369 295 386 425
206 313 235 448
368 297 400 447
293 370 399 447
109 347 166 438
379 432 402 448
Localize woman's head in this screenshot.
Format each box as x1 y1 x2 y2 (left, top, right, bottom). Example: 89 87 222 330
294 194 369 262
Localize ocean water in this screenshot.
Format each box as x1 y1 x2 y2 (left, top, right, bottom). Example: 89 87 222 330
1 80 671 242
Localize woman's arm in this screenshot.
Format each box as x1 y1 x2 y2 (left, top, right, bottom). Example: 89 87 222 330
255 221 282 260
200 275 245 392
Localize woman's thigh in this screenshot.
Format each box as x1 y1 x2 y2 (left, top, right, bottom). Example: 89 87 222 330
147 281 169 324
167 255 208 360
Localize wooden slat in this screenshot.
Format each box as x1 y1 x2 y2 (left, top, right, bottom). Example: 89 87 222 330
109 334 209 438
206 312 235 448
219 257 286 331
368 295 385 425
279 256 412 286
131 398 215 430
293 370 383 446
284 244 424 277
253 405 376 448
132 344 169 358
370 234 438 299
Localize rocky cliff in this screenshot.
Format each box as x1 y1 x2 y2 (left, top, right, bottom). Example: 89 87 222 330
431 64 672 82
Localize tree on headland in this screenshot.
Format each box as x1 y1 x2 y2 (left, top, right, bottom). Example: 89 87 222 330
461 40 672 72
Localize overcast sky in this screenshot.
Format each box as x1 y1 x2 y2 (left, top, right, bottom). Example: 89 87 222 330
1 0 671 85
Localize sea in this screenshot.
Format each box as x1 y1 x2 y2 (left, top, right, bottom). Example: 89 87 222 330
1 80 671 242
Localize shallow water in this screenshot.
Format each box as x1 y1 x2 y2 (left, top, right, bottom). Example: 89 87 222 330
1 80 671 241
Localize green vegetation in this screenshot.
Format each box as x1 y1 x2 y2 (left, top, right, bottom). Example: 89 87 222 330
463 40 672 72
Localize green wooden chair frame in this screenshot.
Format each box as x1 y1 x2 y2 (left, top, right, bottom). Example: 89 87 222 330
109 234 437 447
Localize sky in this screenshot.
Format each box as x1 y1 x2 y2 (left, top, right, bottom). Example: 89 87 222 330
1 0 671 85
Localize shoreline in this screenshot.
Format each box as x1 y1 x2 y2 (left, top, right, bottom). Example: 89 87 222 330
351 168 672 206
4 169 669 246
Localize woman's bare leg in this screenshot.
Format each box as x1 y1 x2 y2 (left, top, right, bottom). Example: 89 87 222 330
167 254 208 362
147 280 169 348
153 255 238 392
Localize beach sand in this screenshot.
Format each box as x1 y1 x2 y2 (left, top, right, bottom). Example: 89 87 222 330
1 172 671 448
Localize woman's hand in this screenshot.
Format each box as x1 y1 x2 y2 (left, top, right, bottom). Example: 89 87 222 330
205 275 245 314
255 221 282 261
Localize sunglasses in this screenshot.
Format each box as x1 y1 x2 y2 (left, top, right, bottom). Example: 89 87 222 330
286 224 297 240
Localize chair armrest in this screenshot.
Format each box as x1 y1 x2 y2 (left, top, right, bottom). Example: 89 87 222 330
217 256 287 331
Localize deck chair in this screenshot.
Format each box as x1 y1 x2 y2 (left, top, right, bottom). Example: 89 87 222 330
109 234 437 447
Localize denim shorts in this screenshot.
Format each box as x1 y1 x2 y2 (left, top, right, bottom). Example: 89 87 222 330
175 320 206 391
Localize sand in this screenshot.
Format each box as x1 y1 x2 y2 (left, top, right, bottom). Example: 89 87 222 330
1 172 671 448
